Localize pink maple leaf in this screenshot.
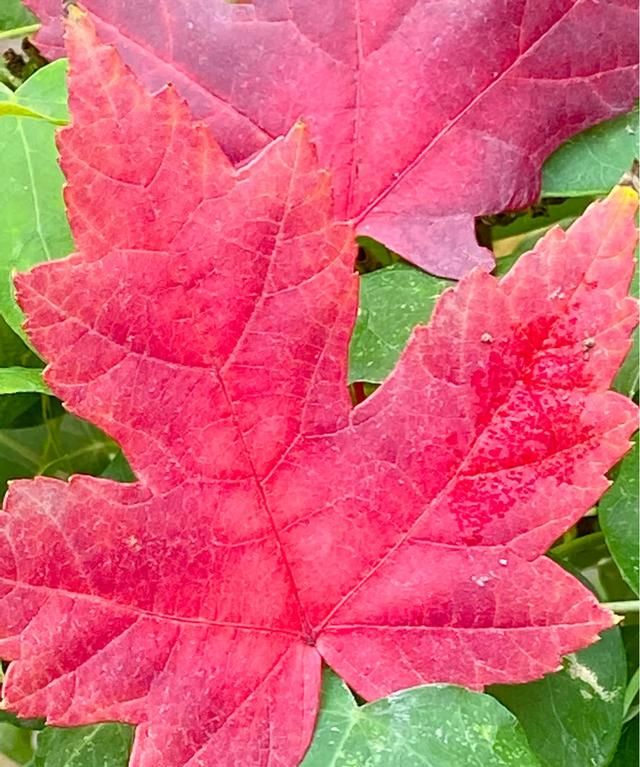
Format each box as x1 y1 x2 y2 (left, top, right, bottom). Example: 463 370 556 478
1 12 638 767
27 0 639 277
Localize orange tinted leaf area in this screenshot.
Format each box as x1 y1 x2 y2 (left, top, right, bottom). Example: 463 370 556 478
1 10 638 767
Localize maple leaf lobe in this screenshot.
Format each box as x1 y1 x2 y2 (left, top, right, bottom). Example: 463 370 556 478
27 0 640 277
2 11 639 767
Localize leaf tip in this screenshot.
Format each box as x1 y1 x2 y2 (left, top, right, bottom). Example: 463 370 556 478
62 3 101 64
65 3 87 23
612 183 639 205
63 1 92 42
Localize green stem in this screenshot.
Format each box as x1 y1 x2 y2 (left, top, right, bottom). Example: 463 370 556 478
0 23 40 40
602 600 640 612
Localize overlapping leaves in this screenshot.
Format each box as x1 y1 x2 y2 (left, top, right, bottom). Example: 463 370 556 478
27 0 639 276
0 1 637 767
0 11 637 767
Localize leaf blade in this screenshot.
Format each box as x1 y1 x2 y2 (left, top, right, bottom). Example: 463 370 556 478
26 0 640 276
542 104 639 197
599 440 640 595
0 59 72 340
0 367 48 395
302 669 541 767
33 724 132 767
491 628 627 767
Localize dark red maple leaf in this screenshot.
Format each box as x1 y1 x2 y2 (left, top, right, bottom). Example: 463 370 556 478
28 0 639 277
1 12 639 767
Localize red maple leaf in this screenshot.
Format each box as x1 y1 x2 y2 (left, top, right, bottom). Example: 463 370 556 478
1 12 638 767
28 0 639 277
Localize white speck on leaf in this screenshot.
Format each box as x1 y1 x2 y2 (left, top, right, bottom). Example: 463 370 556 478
566 654 617 702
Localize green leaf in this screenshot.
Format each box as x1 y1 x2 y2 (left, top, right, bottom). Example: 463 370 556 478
101 450 135 483
0 62 68 123
356 236 399 272
613 264 639 400
0 367 48 395
611 716 638 767
0 0 38 39
0 59 72 342
0 721 33 764
491 628 626 767
0 315 41 369
488 197 592 242
614 333 639 400
349 263 451 383
0 297 49 430
599 440 639 595
33 724 133 767
301 669 540 767
0 414 117 496
542 105 639 197
0 393 58 430
0 712 43 732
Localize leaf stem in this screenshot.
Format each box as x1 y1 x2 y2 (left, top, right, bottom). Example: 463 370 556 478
602 600 640 612
0 23 40 41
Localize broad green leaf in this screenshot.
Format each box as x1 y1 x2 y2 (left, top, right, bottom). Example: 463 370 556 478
0 721 32 764
542 105 639 197
101 450 135 483
611 716 638 767
0 0 38 39
613 333 639 400
33 724 133 767
0 61 68 123
0 290 47 429
0 396 32 429
0 316 40 368
491 628 626 767
0 367 48 395
0 414 117 496
0 59 71 341
0 709 43 732
301 669 540 767
599 440 639 595
0 392 59 430
349 263 451 383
